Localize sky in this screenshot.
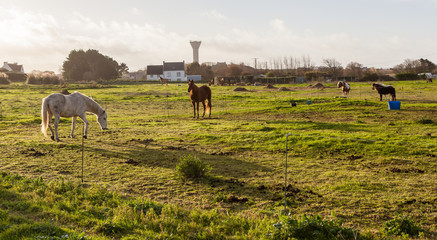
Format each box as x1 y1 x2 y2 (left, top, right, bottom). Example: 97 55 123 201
1 0 437 73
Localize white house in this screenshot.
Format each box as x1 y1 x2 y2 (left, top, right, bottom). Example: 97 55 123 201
146 65 163 80
163 61 186 81
2 62 24 73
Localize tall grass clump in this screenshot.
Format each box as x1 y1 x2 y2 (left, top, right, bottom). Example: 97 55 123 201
383 215 422 237
26 70 62 85
175 154 211 180
0 73 9 85
272 214 364 240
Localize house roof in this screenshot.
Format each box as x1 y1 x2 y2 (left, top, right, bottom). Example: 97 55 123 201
146 65 163 75
163 61 185 71
3 62 23 72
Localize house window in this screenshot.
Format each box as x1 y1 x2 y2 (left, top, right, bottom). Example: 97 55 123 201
177 72 181 77
166 72 171 78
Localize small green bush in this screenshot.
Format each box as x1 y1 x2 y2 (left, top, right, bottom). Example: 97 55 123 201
384 215 421 237
395 73 420 80
265 71 276 77
273 214 362 240
176 155 211 180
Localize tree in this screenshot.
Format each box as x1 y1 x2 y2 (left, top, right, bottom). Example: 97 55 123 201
392 58 436 74
118 63 129 76
62 49 122 81
345 62 364 80
322 58 343 81
226 64 243 77
186 62 214 80
186 62 201 75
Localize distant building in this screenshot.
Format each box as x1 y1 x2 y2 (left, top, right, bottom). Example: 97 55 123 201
146 65 163 80
163 61 186 81
187 75 202 81
2 62 24 73
122 71 146 80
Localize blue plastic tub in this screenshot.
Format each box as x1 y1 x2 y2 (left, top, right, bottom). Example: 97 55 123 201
388 101 401 110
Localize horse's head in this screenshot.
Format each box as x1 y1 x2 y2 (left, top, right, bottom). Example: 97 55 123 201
97 110 108 130
372 83 376 90
337 81 343 88
188 79 194 92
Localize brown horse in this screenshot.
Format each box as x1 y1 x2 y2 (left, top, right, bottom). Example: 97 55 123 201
159 76 168 86
372 83 396 101
188 79 211 119
337 81 350 97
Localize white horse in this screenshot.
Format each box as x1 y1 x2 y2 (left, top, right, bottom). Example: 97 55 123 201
41 91 107 141
337 81 351 98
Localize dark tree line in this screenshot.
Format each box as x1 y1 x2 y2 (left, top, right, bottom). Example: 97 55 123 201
62 49 127 81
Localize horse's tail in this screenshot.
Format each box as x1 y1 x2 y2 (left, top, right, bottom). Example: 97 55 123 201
41 97 49 136
392 88 396 101
206 87 212 115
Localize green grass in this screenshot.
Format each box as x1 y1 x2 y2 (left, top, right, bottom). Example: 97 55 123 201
0 80 436 239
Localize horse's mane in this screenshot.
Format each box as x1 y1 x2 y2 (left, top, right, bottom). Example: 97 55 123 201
373 83 389 87
71 91 104 114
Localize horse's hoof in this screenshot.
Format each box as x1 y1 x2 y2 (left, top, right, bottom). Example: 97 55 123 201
51 136 55 141
56 139 61 142
83 135 87 139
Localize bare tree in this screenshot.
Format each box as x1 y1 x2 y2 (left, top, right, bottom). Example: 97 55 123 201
301 55 314 73
322 58 343 81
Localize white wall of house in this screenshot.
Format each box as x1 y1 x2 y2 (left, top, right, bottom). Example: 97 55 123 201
147 74 163 81
163 70 186 81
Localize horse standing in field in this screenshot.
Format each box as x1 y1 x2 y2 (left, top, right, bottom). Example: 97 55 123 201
372 83 396 101
188 79 212 119
41 92 108 141
159 77 169 86
337 81 351 97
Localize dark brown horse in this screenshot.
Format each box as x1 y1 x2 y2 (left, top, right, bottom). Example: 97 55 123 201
159 76 168 86
372 83 396 101
188 79 211 119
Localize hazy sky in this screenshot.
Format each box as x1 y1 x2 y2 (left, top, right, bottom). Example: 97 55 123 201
2 0 437 73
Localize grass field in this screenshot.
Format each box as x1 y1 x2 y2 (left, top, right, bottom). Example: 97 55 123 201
0 80 436 239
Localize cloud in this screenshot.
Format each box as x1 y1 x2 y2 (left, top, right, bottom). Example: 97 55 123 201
201 10 227 20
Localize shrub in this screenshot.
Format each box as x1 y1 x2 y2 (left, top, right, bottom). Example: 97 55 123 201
5 72 27 82
26 71 61 85
175 155 211 180
395 73 419 81
0 73 9 85
273 214 362 240
360 73 379 82
384 215 422 237
265 71 276 77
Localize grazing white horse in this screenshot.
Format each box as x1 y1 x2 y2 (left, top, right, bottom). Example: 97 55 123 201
41 92 107 141
337 81 351 97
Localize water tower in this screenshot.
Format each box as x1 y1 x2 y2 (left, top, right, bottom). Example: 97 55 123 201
190 41 201 63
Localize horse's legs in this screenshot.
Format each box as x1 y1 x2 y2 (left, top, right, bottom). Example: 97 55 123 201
70 116 77 138
196 102 200 119
201 101 206 117
79 114 89 139
53 114 61 141
47 113 55 140
379 94 382 101
192 101 196 118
